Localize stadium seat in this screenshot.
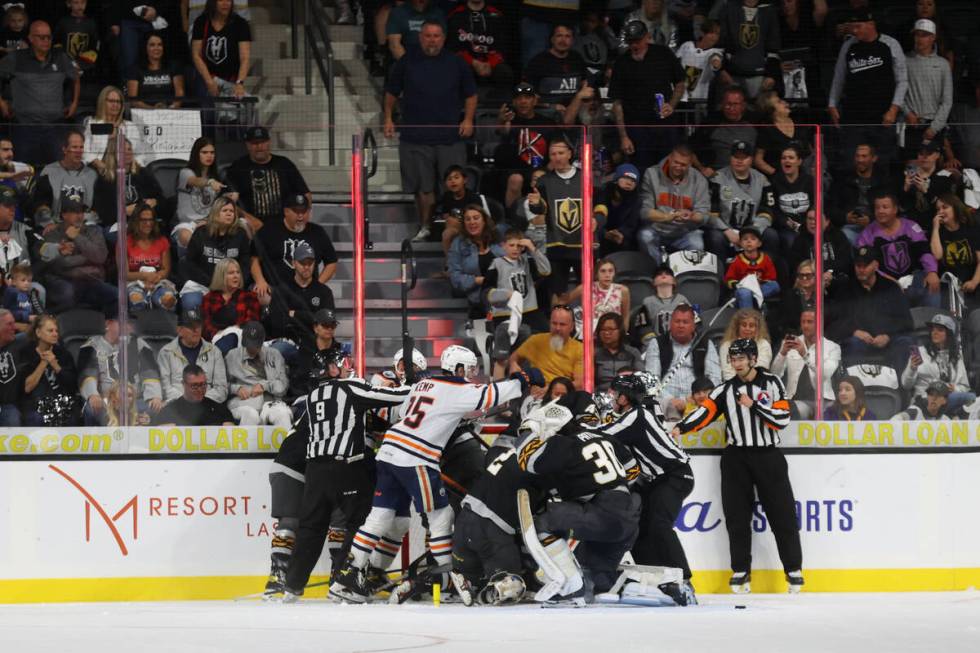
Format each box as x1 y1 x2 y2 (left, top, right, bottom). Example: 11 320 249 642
677 274 720 311
625 280 655 312
910 306 950 342
700 304 735 348
56 309 106 363
863 387 905 420
146 158 186 201
606 251 656 282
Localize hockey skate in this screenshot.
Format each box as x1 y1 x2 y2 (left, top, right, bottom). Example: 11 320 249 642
786 570 804 594
658 580 698 606
361 566 390 598
263 531 294 597
595 565 684 607
729 571 751 594
449 571 474 606
328 564 368 604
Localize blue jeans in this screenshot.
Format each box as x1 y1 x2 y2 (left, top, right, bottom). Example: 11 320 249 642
127 281 178 312
0 404 21 427
268 339 300 367
120 19 154 78
637 226 705 266
842 334 915 374
735 280 781 308
47 278 118 314
947 391 976 413
905 270 941 308
181 291 204 314
841 223 863 246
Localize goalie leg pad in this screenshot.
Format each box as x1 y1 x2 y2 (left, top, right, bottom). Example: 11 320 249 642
477 571 526 606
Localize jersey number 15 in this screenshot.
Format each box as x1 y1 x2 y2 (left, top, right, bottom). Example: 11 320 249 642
402 395 434 429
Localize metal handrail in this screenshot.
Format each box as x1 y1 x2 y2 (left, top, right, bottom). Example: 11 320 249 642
362 128 375 249
400 239 418 384
363 127 378 179
305 0 337 165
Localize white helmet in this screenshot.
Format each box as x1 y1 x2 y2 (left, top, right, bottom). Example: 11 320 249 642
519 401 573 441
440 345 479 380
393 347 427 382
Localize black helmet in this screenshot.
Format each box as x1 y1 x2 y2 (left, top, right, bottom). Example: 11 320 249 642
610 374 648 405
310 349 351 381
623 19 649 43
728 338 759 360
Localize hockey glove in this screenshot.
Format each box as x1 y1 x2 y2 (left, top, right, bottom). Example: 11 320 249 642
510 366 546 392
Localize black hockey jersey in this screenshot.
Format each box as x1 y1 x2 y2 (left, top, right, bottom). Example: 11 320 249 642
461 444 540 535
518 430 638 500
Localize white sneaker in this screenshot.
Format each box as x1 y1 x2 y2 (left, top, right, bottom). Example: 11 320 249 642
412 226 431 242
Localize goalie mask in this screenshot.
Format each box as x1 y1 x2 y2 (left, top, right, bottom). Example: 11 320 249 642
518 401 574 441
579 391 616 426
440 345 479 380
392 347 427 383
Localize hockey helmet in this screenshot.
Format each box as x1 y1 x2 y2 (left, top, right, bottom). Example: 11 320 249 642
310 348 353 381
519 400 574 441
610 373 649 406
440 345 479 380
728 338 759 361
392 347 428 382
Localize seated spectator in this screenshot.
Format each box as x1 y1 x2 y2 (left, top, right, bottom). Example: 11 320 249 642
174 137 235 251
708 141 777 258
901 140 955 230
448 204 503 320
38 194 116 314
764 143 815 252
155 363 237 426
508 304 583 388
18 314 78 426
832 246 915 372
94 137 164 233
718 307 773 380
83 86 145 173
157 309 229 404
0 20 78 168
856 191 940 308
568 258 630 329
52 0 100 103
782 258 818 333
225 127 310 232
79 307 164 425
901 18 953 157
0 309 24 425
102 381 152 426
828 142 888 245
250 194 337 306
288 308 346 398
386 0 445 60
644 303 721 414
126 204 177 313
771 306 840 419
823 375 876 421
32 130 97 230
0 184 43 286
524 23 586 111
190 0 251 101
754 93 813 178
127 31 185 109
680 376 716 420
446 0 512 89
787 210 854 289
594 164 640 257
902 313 974 412
639 264 690 342
0 137 34 216
724 227 780 309
594 312 643 391
435 165 494 256
182 196 252 313
675 19 723 103
618 0 678 51
638 143 711 265
930 194 980 308
0 6 28 57
898 380 966 420
202 257 260 351
690 86 757 177
493 82 559 211
224 321 291 426
3 262 41 333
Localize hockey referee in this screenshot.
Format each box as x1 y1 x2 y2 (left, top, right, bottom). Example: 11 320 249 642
673 338 803 594
278 349 411 601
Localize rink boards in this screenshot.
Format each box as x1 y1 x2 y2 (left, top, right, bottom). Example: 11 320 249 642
1 422 979 602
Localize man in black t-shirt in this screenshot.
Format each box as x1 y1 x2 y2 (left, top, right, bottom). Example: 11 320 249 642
155 364 237 426
524 24 586 111
250 194 337 304
225 126 312 231
264 241 336 360
0 309 24 426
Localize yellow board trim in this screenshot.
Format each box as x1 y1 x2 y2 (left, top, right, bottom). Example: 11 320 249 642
3 569 980 603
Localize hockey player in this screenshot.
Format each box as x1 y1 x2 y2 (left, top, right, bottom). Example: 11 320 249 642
599 373 697 606
264 418 309 596
274 350 412 602
673 338 803 594
329 345 545 603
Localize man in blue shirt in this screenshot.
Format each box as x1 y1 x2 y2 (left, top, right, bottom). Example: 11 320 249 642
384 20 477 242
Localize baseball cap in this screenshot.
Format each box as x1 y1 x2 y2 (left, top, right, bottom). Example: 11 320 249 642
284 193 310 210
926 313 957 334
241 321 266 350
912 18 936 34
623 19 649 42
847 9 874 23
919 139 942 154
244 126 271 142
926 381 950 397
653 263 675 280
739 226 762 240
178 309 203 327
293 241 315 261
731 140 753 157
314 308 338 326
614 163 639 182
0 185 17 207
853 246 879 264
61 193 85 213
513 82 535 97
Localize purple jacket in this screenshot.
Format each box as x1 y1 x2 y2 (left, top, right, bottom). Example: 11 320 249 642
856 218 937 278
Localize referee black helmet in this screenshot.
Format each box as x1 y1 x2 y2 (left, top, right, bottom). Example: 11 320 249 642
728 338 759 360
610 374 648 406
310 349 352 381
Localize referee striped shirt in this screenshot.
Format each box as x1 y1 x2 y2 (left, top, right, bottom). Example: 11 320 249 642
599 402 690 482
676 368 791 447
304 379 411 460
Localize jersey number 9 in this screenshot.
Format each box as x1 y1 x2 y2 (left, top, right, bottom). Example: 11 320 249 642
582 441 627 484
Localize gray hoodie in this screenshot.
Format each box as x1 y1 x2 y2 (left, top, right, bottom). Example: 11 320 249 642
224 345 290 411
639 159 711 240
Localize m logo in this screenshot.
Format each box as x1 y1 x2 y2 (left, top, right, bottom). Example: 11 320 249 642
50 464 138 556
206 35 228 65
555 198 582 234
738 22 759 49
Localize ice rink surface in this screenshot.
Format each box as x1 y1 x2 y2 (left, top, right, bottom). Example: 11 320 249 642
2 592 980 653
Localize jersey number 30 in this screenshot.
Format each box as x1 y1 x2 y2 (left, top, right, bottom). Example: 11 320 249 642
582 441 627 484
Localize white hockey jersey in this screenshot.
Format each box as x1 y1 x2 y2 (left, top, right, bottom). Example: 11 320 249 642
377 376 523 469
676 42 723 101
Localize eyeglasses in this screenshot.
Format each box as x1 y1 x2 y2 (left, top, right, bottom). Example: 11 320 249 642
599 326 619 332
31 34 52 40
183 382 207 389
797 272 815 279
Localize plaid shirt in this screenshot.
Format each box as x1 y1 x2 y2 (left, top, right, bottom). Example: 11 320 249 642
201 289 261 340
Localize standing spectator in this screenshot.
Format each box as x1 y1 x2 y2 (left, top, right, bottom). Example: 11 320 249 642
493 82 559 211
126 204 177 313
114 2 187 79
0 20 79 168
855 192 940 308
898 0 955 66
53 0 100 104
716 0 782 98
182 196 251 313
771 306 840 419
31 129 97 229
594 312 643 391
250 194 337 305
225 321 291 426
690 86 757 177
174 137 234 250
764 143 814 252
524 23 586 111
383 20 476 242
638 143 711 265
127 31 185 109
823 375 876 420
0 309 24 425
930 194 980 309
507 304 583 388
609 19 687 170
777 0 828 103
827 142 888 244
82 88 145 172
902 313 973 412
724 227 780 309
446 0 512 90
718 307 773 380
675 18 723 102
154 363 237 425
18 314 78 426
901 18 952 157
447 204 503 320
899 139 954 230
618 0 678 51
568 258 630 329
644 303 722 414
93 137 164 232
225 126 311 232
386 0 445 60
201 257 260 350
157 309 229 404
484 227 551 342
594 163 641 257
190 0 251 102
38 194 117 313
827 9 907 168
753 91 812 177
0 6 28 58
707 141 776 258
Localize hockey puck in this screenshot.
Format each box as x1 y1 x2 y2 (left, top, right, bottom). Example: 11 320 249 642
735 605 747 610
